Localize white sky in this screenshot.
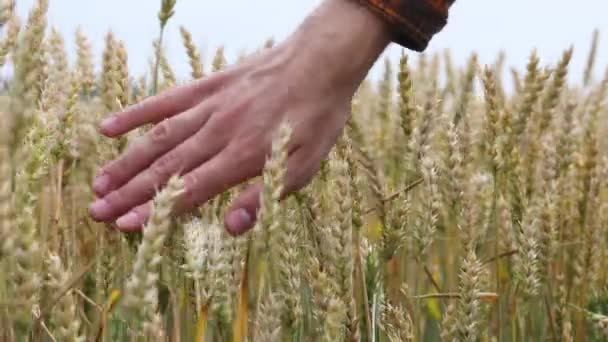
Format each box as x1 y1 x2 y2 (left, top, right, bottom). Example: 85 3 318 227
12 0 608 84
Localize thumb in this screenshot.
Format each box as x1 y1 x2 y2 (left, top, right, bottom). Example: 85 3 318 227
224 182 263 236
224 146 321 236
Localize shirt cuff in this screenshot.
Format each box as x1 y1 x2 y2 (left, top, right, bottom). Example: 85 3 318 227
357 0 453 51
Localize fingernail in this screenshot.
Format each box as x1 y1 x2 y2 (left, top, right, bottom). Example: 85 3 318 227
89 199 110 220
116 212 142 230
226 208 253 235
93 174 111 194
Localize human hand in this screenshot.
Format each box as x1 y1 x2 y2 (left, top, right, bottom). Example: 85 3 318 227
89 0 391 235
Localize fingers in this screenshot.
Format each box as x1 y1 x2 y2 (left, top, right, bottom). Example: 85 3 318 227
115 202 151 232
224 182 262 235
89 126 228 223
93 101 217 197
112 138 272 231
109 144 260 232
99 72 227 137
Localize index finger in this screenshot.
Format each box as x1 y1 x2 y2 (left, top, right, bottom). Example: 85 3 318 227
99 72 228 137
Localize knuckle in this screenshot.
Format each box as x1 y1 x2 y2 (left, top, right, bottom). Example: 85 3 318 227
236 149 264 172
133 204 149 218
232 145 256 164
121 99 150 120
140 182 158 200
158 89 176 103
151 152 181 179
216 97 252 124
157 90 180 110
129 100 147 114
100 164 121 183
230 135 266 165
100 160 120 177
183 172 199 189
150 120 173 144
182 173 201 205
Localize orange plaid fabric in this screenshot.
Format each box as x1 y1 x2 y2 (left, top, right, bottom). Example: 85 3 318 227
358 0 455 51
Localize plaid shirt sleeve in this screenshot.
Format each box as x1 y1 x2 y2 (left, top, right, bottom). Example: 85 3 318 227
357 0 455 51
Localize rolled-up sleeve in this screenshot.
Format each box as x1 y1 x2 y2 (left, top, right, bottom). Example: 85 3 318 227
357 0 455 51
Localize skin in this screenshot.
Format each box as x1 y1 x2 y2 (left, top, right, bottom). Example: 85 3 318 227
89 0 393 235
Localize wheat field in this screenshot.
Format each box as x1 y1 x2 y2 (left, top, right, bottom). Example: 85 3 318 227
0 0 607 341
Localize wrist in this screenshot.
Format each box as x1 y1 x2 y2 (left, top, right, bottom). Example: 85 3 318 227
283 0 392 94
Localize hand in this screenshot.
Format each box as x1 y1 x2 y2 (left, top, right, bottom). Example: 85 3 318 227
89 0 391 235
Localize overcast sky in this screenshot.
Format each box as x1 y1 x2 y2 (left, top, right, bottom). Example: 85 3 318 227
12 0 608 84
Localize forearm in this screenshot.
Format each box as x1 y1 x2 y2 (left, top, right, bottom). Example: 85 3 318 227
282 0 392 93
277 0 454 94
